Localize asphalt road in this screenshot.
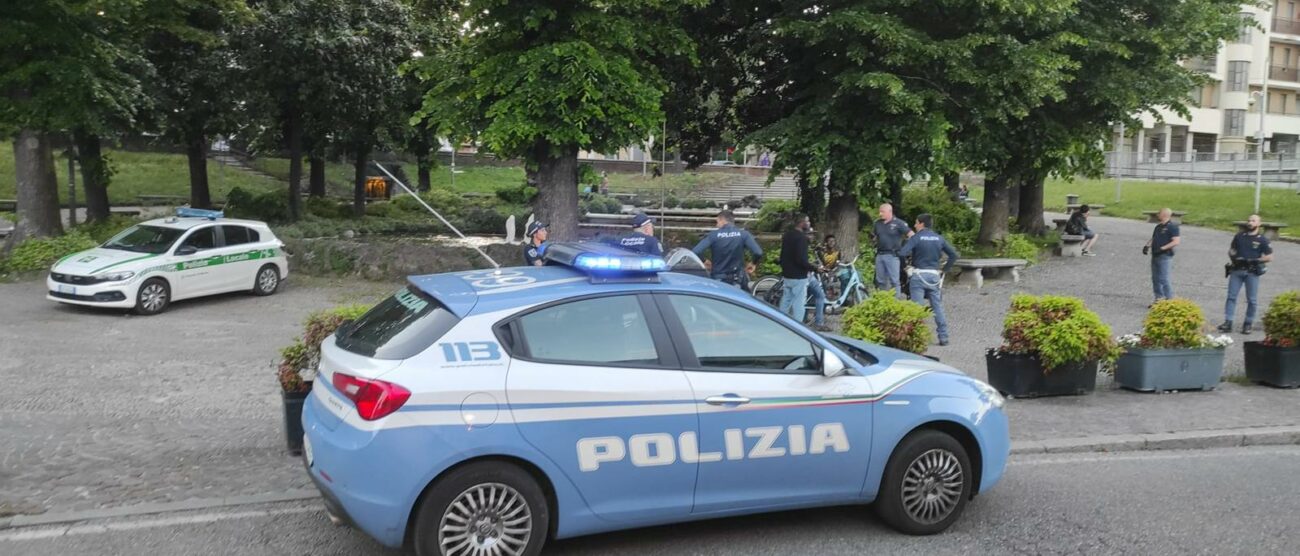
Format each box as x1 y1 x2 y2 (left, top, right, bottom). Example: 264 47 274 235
6 446 1299 556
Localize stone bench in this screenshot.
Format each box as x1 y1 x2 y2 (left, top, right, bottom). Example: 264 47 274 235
1052 218 1070 232
951 258 1028 288
1234 221 1290 241
0 199 15 212
1144 210 1186 224
1055 234 1086 257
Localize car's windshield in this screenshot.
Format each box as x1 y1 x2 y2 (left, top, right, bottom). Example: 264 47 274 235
103 225 185 254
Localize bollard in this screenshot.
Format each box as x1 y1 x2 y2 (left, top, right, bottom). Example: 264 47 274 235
1066 193 1079 206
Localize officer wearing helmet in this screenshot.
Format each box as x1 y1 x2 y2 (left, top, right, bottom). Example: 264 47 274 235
523 221 548 266
617 213 664 256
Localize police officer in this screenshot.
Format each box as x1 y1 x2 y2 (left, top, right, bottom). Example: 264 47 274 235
1219 214 1274 334
693 209 762 289
1144 207 1181 304
899 213 959 346
617 213 664 256
871 203 912 296
523 221 548 266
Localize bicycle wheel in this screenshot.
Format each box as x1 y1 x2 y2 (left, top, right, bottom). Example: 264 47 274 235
761 279 784 307
751 275 781 299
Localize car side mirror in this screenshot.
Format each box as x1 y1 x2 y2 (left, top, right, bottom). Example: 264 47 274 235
822 350 847 378
175 245 198 256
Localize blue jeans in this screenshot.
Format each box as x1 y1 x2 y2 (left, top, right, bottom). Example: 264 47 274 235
909 272 948 342
780 278 809 322
1225 270 1260 324
1150 255 1174 301
875 254 902 296
807 277 827 326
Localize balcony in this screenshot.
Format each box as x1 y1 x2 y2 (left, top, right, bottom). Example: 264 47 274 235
1274 17 1300 35
1271 65 1300 82
1186 56 1217 73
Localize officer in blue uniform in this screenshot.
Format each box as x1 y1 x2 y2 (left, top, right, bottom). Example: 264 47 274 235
899 213 959 346
523 221 548 266
1144 208 1181 303
1219 214 1274 334
693 209 762 289
618 213 664 256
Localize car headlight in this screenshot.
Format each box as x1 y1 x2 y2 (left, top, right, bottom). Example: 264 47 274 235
98 271 136 283
975 380 1005 409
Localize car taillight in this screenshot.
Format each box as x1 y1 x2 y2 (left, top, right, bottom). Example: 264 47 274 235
331 373 411 421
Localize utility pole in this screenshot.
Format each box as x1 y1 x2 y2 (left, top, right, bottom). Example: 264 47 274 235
1115 122 1125 203
65 148 77 227
1255 48 1271 214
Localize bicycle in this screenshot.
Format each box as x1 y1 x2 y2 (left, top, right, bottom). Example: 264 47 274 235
750 256 871 315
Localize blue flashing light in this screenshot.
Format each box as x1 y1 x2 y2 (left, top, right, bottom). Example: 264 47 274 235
177 207 224 220
573 253 666 273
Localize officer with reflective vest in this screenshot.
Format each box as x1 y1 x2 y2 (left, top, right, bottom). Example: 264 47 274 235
693 209 763 289
617 213 664 256
899 213 959 346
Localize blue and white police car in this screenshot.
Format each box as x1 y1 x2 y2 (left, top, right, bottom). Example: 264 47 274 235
302 243 1009 556
46 208 288 315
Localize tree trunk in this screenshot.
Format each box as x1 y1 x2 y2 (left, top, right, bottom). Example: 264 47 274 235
534 143 580 241
5 130 63 251
797 169 825 227
943 171 961 201
1006 177 1020 220
284 108 303 221
352 145 369 218
977 173 1011 246
417 153 432 192
888 173 904 212
73 129 110 223
185 131 211 209
826 186 860 260
1016 173 1047 236
309 156 326 197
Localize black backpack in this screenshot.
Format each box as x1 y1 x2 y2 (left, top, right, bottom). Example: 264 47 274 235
1065 215 1083 236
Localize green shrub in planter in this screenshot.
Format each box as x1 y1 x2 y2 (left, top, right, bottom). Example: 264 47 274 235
841 290 933 354
1114 299 1231 392
277 304 373 393
998 294 1117 370
1263 291 1300 348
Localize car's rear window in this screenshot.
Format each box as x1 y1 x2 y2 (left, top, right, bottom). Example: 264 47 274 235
335 287 459 360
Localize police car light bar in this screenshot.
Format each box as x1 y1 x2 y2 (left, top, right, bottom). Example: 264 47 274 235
177 207 224 220
543 242 666 281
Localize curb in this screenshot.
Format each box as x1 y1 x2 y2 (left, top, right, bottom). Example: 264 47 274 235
0 489 319 531
1010 425 1300 455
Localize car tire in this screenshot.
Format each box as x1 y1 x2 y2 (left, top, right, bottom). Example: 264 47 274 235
411 462 549 556
134 278 171 316
252 264 280 296
875 429 973 535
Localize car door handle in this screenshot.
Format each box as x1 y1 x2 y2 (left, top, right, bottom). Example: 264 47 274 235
705 395 751 406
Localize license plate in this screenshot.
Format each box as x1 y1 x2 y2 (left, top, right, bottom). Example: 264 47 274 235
303 434 314 467
57 284 76 295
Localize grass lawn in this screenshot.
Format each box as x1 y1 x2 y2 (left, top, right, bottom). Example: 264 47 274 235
0 143 280 205
965 178 1300 236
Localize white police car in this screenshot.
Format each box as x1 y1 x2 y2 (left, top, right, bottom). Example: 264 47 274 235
47 208 288 315
302 243 1009 555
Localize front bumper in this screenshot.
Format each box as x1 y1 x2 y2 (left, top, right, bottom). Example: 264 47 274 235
46 275 136 308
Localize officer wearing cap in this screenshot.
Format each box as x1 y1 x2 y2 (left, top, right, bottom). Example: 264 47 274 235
618 213 664 256
899 213 959 346
523 221 548 266
693 209 762 289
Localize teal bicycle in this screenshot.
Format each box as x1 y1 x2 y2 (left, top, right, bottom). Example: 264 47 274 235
750 256 870 315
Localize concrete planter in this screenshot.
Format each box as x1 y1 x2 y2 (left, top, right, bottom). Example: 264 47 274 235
986 351 1098 398
1115 348 1224 392
282 388 310 455
1244 341 1300 388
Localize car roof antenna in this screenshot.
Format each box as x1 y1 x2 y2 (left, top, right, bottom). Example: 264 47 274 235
372 162 501 271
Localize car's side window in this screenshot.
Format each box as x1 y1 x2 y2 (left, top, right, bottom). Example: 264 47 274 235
178 227 217 252
666 294 820 373
221 225 251 246
516 295 661 366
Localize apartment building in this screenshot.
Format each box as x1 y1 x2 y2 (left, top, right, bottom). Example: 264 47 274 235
1125 2 1300 161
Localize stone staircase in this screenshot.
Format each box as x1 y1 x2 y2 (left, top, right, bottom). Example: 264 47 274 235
698 174 800 203
209 151 283 185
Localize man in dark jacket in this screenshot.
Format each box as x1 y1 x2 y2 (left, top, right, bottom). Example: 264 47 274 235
779 214 827 330
693 210 763 289
617 213 664 256
1219 214 1274 334
899 214 959 346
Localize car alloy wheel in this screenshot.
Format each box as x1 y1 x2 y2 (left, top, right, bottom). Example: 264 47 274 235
255 266 279 295
136 280 170 315
438 483 532 556
900 448 964 525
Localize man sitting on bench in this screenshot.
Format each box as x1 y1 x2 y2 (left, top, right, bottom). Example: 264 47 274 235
1066 204 1099 256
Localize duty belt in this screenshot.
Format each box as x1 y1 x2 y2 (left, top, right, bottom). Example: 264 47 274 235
912 268 943 275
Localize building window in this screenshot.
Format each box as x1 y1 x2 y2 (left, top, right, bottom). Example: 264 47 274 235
1224 109 1247 137
1227 61 1250 91
1236 14 1254 43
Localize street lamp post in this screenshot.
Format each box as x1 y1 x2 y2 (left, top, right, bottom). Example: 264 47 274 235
1254 48 1272 214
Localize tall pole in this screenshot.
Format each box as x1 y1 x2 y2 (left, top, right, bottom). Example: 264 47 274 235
1256 50 1271 214
660 120 667 242
450 141 456 190
1115 122 1125 203
66 150 77 228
